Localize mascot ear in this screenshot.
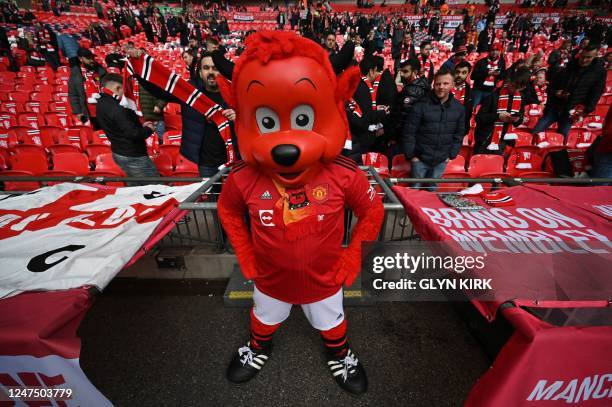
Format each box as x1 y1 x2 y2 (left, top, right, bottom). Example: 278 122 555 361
336 66 361 102
216 75 235 107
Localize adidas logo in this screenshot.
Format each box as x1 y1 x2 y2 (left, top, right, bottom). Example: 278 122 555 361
260 190 272 200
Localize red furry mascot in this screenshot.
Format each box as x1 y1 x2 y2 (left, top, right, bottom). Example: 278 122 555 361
127 31 384 394
216 32 383 394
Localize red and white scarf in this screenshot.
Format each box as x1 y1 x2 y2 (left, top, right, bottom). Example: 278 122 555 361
347 98 362 118
453 83 466 105
417 54 432 78
484 56 500 88
534 80 547 105
400 42 412 62
488 85 521 151
362 72 381 109
81 66 102 105
127 54 234 165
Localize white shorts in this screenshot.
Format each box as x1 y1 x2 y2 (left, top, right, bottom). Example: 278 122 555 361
252 286 345 331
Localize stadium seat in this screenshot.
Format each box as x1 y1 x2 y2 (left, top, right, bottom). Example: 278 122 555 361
468 154 504 177
0 170 40 191
52 152 91 175
91 130 112 146
505 146 539 176
45 112 73 128
390 154 411 178
24 101 48 114
152 153 174 177
39 126 64 144
8 152 48 174
458 145 473 162
0 112 17 131
164 114 182 130
362 152 390 177
69 126 94 146
94 153 124 174
0 153 6 171
505 131 533 147
85 144 112 165
48 101 70 113
449 154 468 172
162 130 182 145
17 112 44 129
172 155 200 184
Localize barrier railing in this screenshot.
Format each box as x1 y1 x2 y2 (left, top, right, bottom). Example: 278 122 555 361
2 173 610 252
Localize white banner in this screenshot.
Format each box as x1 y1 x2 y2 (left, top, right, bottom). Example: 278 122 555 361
0 356 111 406
0 182 202 299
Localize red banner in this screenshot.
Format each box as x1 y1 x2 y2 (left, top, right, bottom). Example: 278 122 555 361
393 185 612 407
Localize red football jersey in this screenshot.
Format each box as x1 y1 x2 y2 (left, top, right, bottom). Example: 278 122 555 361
219 156 379 304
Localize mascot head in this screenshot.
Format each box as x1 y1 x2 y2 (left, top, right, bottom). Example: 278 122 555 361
218 31 360 187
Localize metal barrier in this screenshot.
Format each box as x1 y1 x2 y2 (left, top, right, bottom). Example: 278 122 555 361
2 173 610 252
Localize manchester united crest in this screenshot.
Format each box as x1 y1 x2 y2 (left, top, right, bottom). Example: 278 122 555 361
311 184 328 203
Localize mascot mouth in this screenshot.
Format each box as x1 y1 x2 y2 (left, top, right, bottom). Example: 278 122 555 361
278 171 303 180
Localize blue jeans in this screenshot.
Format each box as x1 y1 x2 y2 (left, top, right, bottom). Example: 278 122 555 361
112 153 159 185
532 106 573 138
471 89 493 107
591 152 612 185
411 159 447 190
155 120 166 144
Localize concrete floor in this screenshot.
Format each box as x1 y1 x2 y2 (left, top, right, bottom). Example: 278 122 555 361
79 280 490 407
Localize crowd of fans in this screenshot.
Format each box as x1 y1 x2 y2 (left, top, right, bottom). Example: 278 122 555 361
0 0 611 186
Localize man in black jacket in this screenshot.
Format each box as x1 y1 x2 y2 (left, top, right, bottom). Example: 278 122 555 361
390 58 430 147
452 60 473 133
532 42 606 139
96 73 159 181
401 68 466 189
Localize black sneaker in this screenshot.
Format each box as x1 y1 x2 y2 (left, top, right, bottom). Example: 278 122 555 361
226 341 270 383
327 348 368 394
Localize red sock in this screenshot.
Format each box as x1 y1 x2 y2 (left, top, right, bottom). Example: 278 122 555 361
250 308 280 350
320 319 349 357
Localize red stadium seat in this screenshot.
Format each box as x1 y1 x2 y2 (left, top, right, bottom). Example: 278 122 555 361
159 144 181 166
30 92 53 102
505 131 533 147
85 144 112 165
152 153 174 177
0 153 6 171
0 112 17 130
91 130 112 146
48 101 70 113
0 170 40 191
506 147 542 176
362 152 389 177
172 155 200 184
52 152 91 175
445 155 466 173
39 126 64 144
9 152 48 174
17 112 44 129
69 126 94 146
94 153 124 174
468 154 504 177
164 114 182 130
45 112 73 128
24 101 49 114
390 154 411 178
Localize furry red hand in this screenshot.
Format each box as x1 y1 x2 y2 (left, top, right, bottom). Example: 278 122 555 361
333 248 362 287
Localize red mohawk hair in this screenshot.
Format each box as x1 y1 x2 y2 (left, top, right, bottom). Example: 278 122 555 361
231 31 338 99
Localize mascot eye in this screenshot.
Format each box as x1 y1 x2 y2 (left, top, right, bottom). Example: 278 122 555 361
255 107 280 134
290 105 314 131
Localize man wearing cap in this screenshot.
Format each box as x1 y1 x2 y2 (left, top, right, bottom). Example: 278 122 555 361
470 42 506 107
68 47 107 128
441 45 467 71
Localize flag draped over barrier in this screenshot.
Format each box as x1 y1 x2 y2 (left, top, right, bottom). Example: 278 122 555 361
393 185 612 407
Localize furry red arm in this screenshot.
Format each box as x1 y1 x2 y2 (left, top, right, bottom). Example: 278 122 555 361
217 175 258 280
333 197 384 287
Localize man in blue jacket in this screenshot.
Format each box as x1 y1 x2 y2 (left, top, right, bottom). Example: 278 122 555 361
401 68 466 189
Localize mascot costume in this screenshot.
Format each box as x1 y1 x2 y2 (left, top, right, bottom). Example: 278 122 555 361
127 31 383 395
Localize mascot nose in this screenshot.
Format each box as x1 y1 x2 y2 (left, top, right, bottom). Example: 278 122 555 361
271 144 300 167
